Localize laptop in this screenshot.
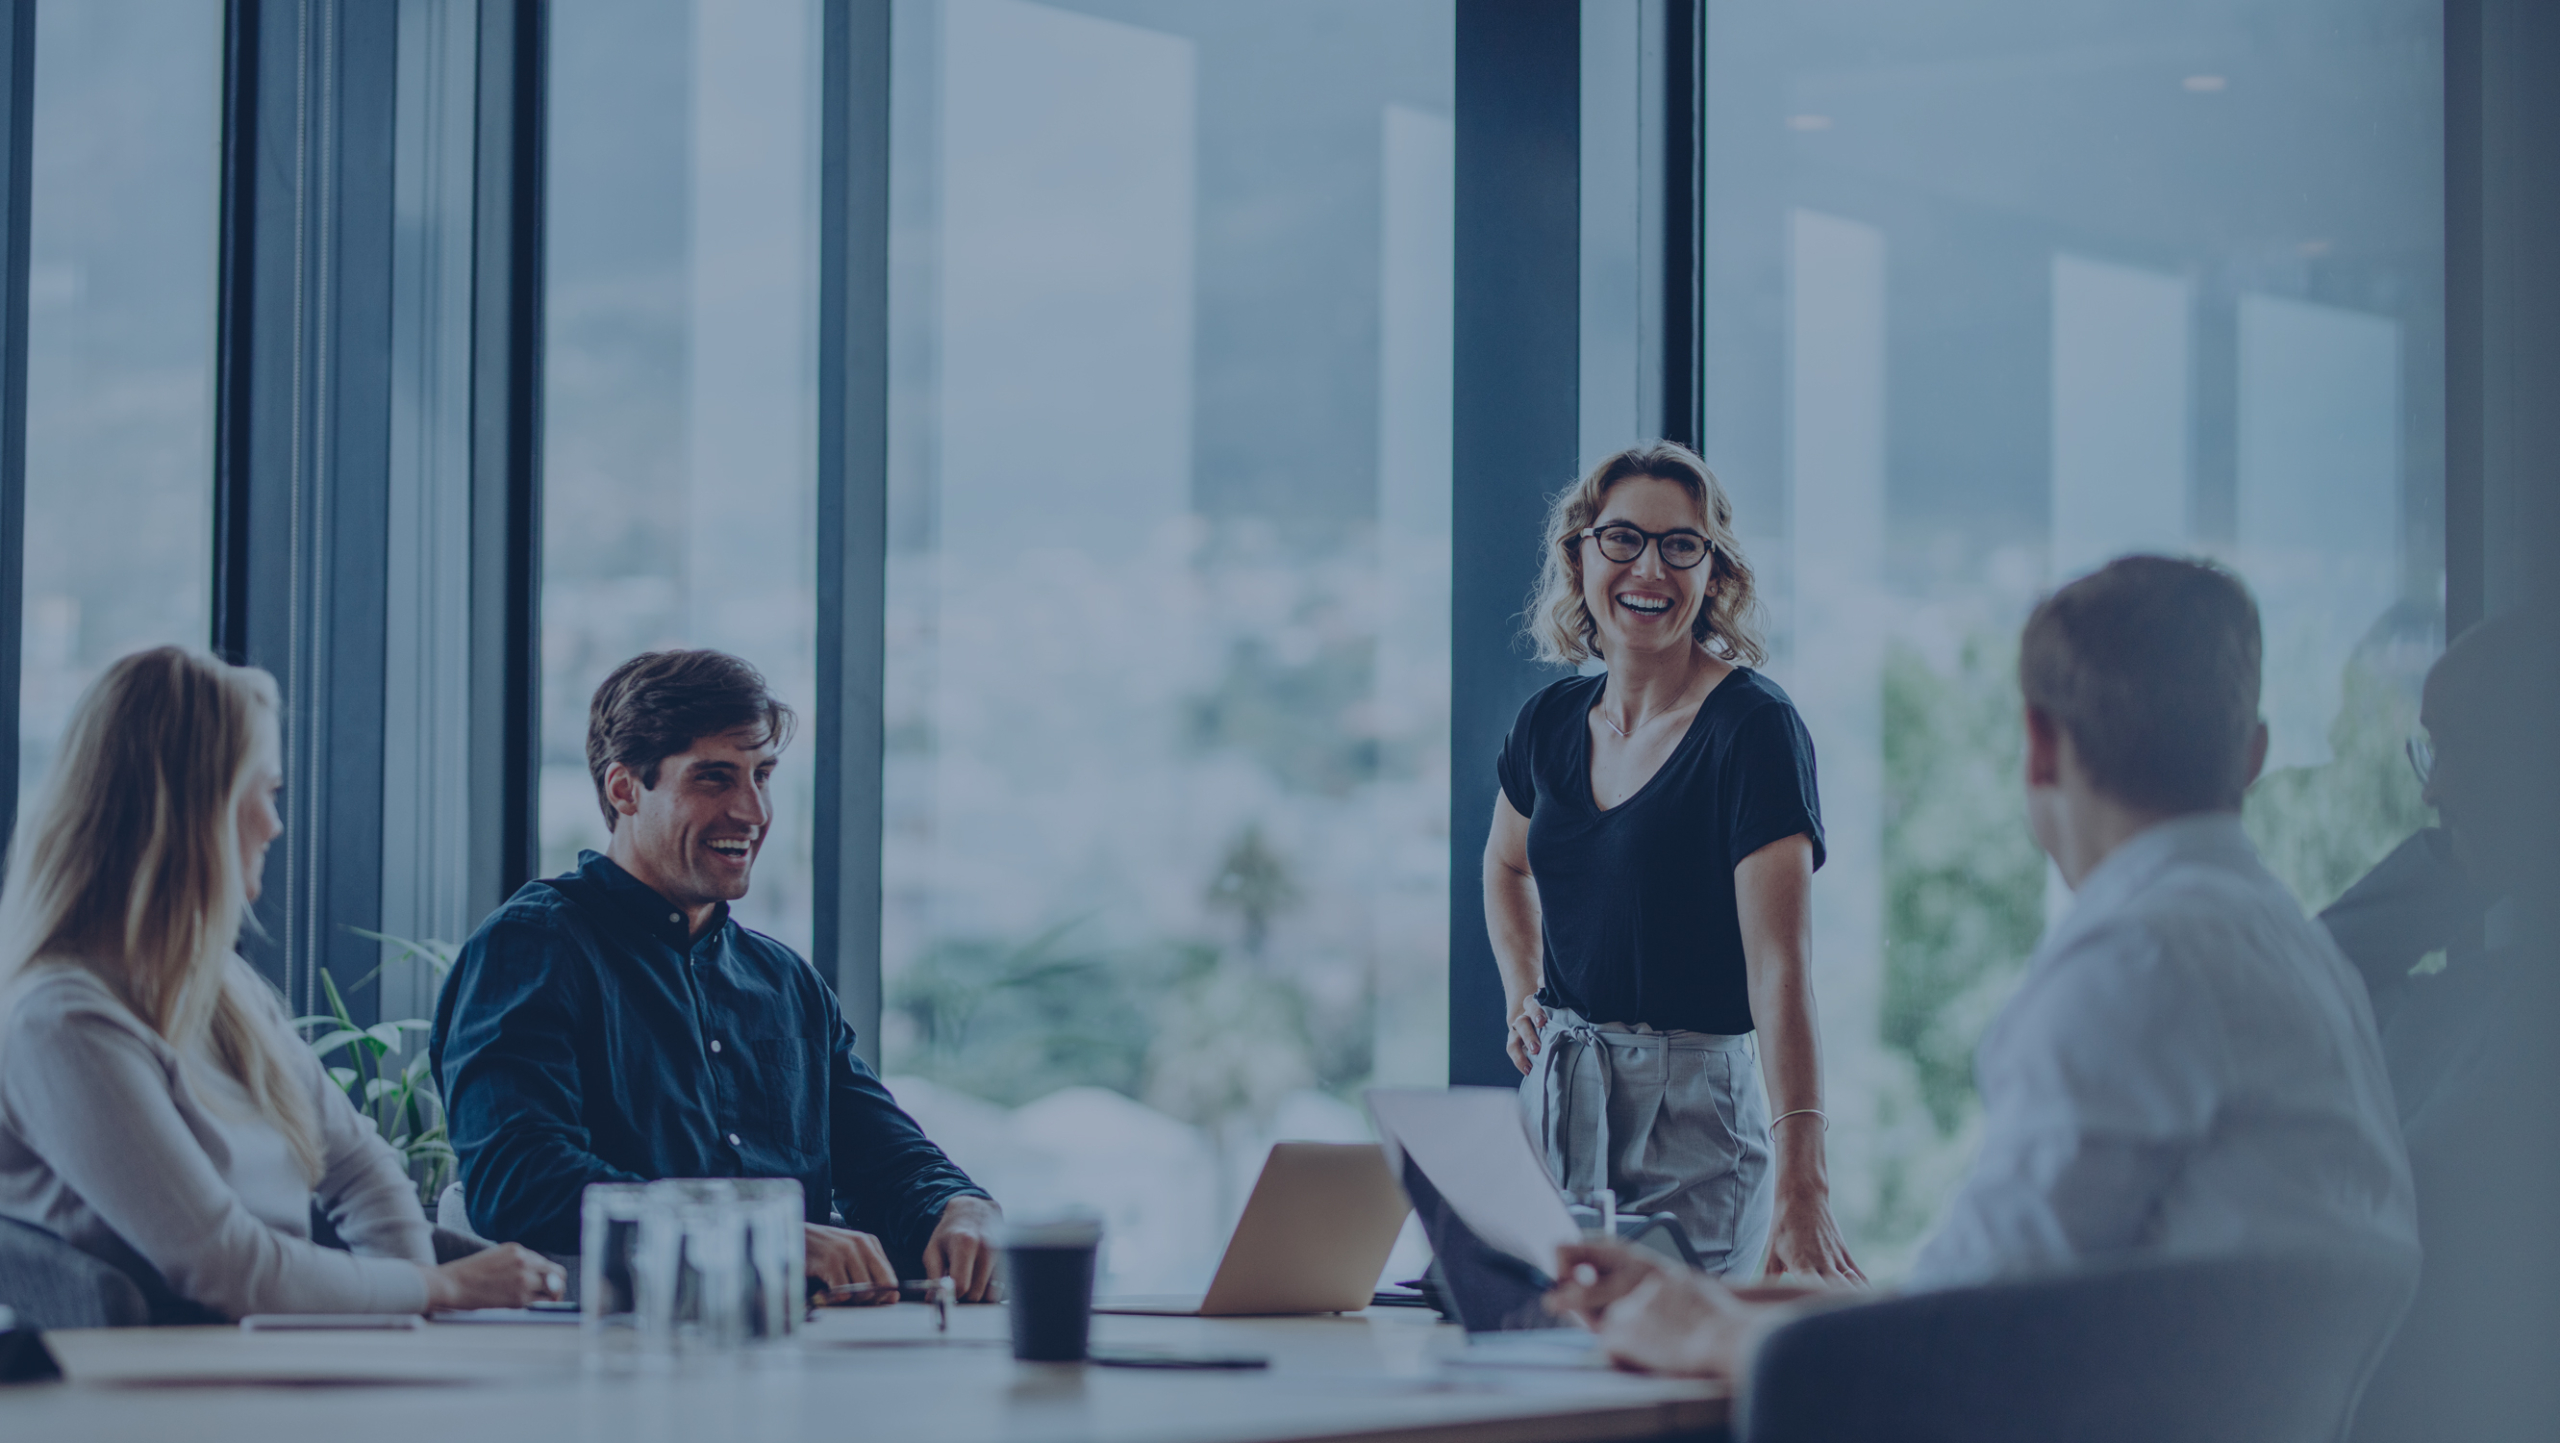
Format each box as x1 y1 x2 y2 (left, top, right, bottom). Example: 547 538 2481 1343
1366 1087 1605 1366
1094 1141 1412 1316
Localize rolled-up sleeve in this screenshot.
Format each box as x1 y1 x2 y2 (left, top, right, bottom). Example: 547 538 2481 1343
825 1020 989 1267
433 909 643 1254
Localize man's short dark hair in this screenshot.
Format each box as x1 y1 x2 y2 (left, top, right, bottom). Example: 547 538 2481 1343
587 650 796 828
2019 555 2262 813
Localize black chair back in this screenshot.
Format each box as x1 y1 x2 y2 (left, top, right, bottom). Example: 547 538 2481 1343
0 1216 149 1330
1742 1253 2414 1443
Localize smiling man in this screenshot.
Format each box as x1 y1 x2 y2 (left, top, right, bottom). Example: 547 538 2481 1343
431 650 1000 1299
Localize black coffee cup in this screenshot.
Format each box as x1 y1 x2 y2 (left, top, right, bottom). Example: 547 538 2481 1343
1003 1217 1103 1362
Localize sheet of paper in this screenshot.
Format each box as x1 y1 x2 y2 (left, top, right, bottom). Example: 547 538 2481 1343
1365 1087 1582 1271
43 1329 532 1386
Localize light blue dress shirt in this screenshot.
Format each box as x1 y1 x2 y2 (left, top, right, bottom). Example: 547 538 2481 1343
1908 814 2420 1291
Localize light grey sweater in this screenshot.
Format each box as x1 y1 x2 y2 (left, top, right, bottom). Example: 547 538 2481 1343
0 962 434 1318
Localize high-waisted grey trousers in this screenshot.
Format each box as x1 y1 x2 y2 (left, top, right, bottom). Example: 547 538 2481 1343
1519 1006 1773 1277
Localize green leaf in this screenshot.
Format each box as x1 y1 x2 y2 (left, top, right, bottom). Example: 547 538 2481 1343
364 1077 400 1103
346 927 461 979
306 1029 367 1061
320 970 356 1027
327 1066 359 1091
364 1022 408 1053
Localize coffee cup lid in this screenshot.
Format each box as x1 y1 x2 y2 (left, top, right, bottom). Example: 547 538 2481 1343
1002 1215 1103 1248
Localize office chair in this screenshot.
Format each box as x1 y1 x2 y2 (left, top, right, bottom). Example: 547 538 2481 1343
1741 1252 2414 1443
0 1216 153 1329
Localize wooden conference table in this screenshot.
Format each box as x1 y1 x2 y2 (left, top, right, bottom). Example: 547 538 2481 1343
1 1303 1731 1443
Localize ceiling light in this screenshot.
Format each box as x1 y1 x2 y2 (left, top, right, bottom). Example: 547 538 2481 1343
2183 74 2227 92
1786 114 1833 131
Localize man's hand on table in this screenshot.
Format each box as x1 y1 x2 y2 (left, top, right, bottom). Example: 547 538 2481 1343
806 1223 898 1298
1545 1240 1838 1378
922 1195 1002 1302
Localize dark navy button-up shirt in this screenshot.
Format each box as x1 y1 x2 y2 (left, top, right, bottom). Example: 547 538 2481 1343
430 851 988 1265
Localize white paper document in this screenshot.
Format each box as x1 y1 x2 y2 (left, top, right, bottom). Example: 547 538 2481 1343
1365 1086 1582 1271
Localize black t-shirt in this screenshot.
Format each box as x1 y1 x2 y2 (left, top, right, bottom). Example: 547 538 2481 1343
1496 668 1826 1035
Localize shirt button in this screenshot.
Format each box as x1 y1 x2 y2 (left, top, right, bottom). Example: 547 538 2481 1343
710 1040 723 1054
669 913 682 925
727 1133 742 1147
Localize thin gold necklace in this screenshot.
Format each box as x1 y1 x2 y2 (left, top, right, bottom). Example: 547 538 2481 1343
1603 654 1711 740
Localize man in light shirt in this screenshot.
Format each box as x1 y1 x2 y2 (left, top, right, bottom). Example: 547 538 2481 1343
1547 556 2420 1376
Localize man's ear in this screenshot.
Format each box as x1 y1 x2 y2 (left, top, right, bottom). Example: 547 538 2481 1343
603 761 645 822
2240 718 2269 793
2024 705 2064 789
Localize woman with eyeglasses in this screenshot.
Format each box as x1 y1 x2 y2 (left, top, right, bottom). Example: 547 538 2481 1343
1484 441 1861 1283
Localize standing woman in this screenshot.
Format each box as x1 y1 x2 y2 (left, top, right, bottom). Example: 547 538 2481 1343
1485 442 1860 1282
0 647 559 1320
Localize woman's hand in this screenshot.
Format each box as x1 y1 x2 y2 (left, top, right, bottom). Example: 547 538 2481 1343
1546 1240 1760 1377
422 1242 566 1313
1506 995 1551 1075
1763 1187 1864 1286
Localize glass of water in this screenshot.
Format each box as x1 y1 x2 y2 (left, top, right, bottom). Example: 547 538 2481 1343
638 1180 748 1354
580 1182 656 1337
734 1178 807 1343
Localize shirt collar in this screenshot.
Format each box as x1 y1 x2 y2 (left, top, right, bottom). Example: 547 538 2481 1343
576 850 729 950
2048 812 2256 948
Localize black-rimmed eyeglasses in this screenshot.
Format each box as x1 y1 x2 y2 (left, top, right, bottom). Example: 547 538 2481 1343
1577 524 1712 570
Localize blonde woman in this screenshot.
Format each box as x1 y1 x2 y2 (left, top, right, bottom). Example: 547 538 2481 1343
1485 442 1861 1282
0 647 559 1320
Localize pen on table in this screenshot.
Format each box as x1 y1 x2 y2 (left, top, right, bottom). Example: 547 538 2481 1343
816 1277 955 1330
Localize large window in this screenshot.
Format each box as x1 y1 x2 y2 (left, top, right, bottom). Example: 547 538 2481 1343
539 0 822 954
1699 0 2444 1276
15 1 223 812
883 0 1454 1291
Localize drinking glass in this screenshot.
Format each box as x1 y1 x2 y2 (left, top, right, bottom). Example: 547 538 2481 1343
641 1179 747 1355
734 1178 807 1343
580 1182 655 1336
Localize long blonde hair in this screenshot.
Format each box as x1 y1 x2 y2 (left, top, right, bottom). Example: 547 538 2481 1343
0 647 320 1178
1525 441 1767 667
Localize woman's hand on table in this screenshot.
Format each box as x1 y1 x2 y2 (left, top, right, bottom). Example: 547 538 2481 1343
1763 1186 1865 1286
422 1242 566 1312
1506 996 1550 1075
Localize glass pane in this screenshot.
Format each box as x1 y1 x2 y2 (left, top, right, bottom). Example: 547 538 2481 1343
17 1 223 812
539 0 820 953
885 0 1454 1291
1702 3 2443 1277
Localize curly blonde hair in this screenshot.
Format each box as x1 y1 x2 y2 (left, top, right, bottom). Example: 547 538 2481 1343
1524 441 1766 668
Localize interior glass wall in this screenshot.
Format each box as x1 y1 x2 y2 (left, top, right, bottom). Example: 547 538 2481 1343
538 0 821 953
1701 0 2445 1277
15 1 223 816
885 0 1455 1292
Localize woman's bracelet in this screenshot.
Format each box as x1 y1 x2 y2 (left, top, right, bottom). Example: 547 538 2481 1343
1769 1108 1828 1131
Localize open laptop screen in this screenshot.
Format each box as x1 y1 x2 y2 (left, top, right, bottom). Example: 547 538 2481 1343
1367 1087 1584 1336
